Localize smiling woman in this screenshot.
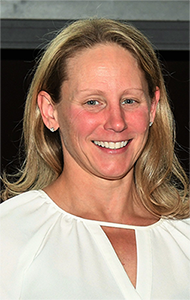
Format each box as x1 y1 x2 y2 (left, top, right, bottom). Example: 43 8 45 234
0 19 189 300
37 44 156 181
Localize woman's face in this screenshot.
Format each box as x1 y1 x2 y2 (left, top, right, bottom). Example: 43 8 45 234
55 43 159 180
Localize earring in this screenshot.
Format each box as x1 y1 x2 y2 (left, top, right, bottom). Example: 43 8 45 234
50 127 55 132
149 121 153 127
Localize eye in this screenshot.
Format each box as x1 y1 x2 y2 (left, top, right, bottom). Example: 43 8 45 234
86 100 99 106
84 99 105 112
121 98 136 105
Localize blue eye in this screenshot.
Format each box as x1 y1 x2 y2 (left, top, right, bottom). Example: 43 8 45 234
122 99 135 105
86 100 99 105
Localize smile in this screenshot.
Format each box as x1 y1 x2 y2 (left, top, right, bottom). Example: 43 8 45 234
93 140 129 149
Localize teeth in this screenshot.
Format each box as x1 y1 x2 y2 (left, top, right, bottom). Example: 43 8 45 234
93 140 129 149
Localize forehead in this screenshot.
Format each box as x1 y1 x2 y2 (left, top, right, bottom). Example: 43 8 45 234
66 43 140 78
63 43 147 92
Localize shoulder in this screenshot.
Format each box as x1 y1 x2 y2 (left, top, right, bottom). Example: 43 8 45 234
0 190 61 299
160 217 190 237
1 189 47 213
1 190 47 224
0 190 59 242
155 217 190 257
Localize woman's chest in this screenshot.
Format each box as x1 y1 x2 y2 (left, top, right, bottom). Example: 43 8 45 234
102 227 137 287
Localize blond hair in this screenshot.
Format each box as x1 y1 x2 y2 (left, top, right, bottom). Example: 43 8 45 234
2 19 189 218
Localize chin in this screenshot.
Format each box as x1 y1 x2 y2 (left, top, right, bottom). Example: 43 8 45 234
95 168 133 181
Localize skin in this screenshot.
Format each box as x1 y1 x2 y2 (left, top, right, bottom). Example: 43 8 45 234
38 43 159 221
38 43 160 287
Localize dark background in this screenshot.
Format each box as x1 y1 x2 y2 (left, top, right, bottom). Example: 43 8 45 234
1 49 189 176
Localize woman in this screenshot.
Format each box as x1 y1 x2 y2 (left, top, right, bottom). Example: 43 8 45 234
1 19 189 299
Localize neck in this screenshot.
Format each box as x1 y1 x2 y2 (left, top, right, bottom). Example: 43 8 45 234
44 160 154 224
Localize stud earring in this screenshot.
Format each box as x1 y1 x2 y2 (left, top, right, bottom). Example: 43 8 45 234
50 127 55 132
149 121 153 127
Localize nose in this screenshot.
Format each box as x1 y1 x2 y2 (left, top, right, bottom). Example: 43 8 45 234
104 105 127 132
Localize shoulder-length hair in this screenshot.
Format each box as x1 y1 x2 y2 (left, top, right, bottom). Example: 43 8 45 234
2 19 189 218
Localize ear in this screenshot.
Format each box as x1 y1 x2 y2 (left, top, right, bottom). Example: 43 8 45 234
149 87 160 123
37 91 59 131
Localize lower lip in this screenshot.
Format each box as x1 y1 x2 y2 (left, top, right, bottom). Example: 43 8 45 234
93 140 132 154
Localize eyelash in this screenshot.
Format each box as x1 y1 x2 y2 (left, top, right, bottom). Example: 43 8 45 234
121 99 136 105
121 98 136 105
86 100 100 106
84 98 137 110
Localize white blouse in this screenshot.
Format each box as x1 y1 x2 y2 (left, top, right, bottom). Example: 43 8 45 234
0 190 189 300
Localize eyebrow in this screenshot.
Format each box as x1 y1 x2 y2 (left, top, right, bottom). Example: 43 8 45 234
77 88 146 94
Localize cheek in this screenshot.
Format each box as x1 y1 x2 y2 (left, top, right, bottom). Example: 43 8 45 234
128 108 149 133
77 112 102 132
61 107 100 140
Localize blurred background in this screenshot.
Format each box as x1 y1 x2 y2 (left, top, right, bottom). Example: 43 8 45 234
1 0 189 176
